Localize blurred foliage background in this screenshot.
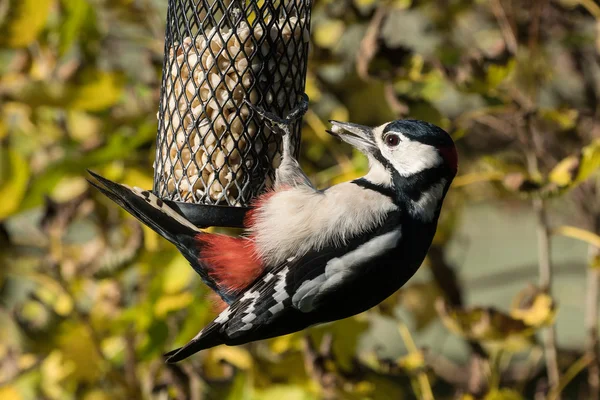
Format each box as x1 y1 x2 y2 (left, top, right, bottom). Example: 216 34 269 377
1 0 600 399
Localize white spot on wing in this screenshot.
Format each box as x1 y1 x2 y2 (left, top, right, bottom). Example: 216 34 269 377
238 290 260 331
268 267 289 315
292 228 402 312
215 308 232 324
263 273 275 282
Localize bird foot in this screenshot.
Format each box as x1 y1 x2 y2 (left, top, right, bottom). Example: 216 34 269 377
244 93 309 135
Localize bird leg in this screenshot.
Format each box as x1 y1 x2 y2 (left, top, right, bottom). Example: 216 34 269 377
244 94 314 190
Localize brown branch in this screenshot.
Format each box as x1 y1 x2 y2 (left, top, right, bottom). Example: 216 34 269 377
302 334 338 399
526 114 561 396
356 4 388 82
490 0 518 54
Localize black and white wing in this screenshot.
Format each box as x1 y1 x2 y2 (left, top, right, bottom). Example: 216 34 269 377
165 223 403 363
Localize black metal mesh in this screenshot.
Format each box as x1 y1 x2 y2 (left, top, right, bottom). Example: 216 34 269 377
153 0 312 206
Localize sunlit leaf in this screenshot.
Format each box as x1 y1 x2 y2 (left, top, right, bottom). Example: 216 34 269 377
549 139 600 190
435 298 533 344
0 0 52 48
0 385 23 400
210 346 253 370
56 323 104 382
153 292 194 318
484 389 525 400
17 71 125 111
539 108 579 131
0 148 29 219
553 225 600 249
397 351 425 372
59 0 94 56
314 20 345 49
252 385 316 400
510 285 556 328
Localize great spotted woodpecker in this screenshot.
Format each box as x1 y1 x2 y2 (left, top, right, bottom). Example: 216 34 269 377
88 101 457 363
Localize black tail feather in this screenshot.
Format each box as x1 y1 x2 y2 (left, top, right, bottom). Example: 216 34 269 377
87 170 229 301
164 326 225 363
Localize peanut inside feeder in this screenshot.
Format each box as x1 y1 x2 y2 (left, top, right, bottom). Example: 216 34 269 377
154 4 311 208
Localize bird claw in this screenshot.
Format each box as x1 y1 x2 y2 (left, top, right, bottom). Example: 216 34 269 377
244 93 309 135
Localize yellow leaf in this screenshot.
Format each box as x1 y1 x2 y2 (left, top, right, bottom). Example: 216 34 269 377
18 353 37 369
66 111 101 143
0 385 22 400
82 390 114 400
53 293 74 316
0 149 29 219
397 351 425 372
435 298 532 343
67 72 125 111
161 256 194 294
329 106 349 123
50 176 88 203
270 332 300 354
484 389 524 400
540 108 579 130
553 225 600 249
210 346 253 370
0 0 52 48
314 20 345 49
510 285 556 328
304 73 322 102
154 292 194 318
549 139 600 189
56 323 104 383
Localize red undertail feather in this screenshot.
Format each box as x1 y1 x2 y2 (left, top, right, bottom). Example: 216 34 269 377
196 233 263 293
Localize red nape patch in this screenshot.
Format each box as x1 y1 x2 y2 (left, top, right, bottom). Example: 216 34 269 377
243 189 277 229
439 145 458 174
196 233 263 293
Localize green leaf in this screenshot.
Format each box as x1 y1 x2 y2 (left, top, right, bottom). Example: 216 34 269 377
17 71 125 111
253 385 317 400
21 121 155 210
58 0 94 56
484 389 525 400
0 0 52 48
0 147 29 219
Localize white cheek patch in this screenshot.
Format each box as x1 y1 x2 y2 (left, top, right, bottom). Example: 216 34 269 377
374 131 442 177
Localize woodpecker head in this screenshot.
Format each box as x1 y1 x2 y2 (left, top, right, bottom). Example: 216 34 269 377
328 119 458 181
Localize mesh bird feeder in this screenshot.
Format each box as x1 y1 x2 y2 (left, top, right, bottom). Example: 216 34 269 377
153 0 312 228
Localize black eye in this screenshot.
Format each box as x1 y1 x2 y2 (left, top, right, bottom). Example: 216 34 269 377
385 134 401 147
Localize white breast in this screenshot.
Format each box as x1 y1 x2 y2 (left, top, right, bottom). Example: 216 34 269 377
248 183 398 266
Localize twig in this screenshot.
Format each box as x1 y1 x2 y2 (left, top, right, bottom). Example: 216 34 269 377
356 4 388 82
398 323 434 400
547 354 594 400
524 111 560 396
585 245 600 400
490 0 518 54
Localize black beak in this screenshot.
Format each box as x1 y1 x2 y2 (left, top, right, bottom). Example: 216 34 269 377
327 121 377 155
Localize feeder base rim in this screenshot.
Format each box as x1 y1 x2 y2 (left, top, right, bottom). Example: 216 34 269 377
163 199 250 229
